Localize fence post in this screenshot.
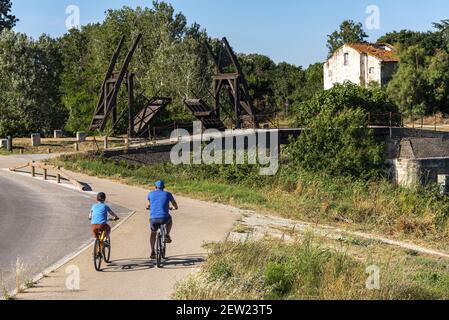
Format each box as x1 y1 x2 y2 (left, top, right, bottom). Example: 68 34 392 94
368 113 371 127
6 136 12 152
44 168 48 180
57 167 61 184
31 163 35 177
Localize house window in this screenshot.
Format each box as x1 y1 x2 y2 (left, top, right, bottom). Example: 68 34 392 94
369 67 375 74
328 70 333 77
344 53 349 66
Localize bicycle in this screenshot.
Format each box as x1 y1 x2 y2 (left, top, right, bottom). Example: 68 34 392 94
92 218 119 271
151 208 175 268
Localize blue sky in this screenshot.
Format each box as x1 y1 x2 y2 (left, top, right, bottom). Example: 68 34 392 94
11 0 449 67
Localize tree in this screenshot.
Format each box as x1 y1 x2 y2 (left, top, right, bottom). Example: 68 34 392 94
0 0 18 33
0 31 66 136
327 20 368 56
386 45 430 116
272 62 305 110
240 53 276 102
433 19 449 48
286 83 389 178
425 49 449 114
377 29 443 56
297 63 324 102
57 2 213 133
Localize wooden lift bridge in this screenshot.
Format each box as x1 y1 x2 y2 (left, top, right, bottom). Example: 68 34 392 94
90 34 171 138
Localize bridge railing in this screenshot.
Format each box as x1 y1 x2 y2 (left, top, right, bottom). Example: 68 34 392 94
367 112 445 132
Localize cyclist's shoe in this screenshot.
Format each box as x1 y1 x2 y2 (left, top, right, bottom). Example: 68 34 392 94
150 252 156 259
166 235 173 244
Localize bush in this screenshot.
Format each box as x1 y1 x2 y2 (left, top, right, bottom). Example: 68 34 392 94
286 83 396 178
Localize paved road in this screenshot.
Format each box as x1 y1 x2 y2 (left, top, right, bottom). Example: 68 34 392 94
0 155 129 293
12 164 240 300
0 154 239 300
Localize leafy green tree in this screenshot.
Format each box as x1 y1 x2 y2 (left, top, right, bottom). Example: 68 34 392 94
298 63 324 102
0 0 17 33
287 83 391 178
327 20 368 56
272 62 305 110
286 107 384 178
58 2 212 133
425 49 449 113
377 29 443 56
0 31 65 136
386 45 430 116
240 53 276 102
433 19 449 47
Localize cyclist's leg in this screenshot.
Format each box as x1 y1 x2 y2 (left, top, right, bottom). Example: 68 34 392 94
104 224 111 238
91 224 102 239
166 216 173 236
150 220 161 257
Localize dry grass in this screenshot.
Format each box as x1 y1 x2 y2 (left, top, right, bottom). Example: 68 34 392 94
174 234 449 300
14 258 26 294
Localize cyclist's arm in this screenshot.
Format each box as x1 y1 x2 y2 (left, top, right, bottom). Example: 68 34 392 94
108 209 119 220
170 198 179 210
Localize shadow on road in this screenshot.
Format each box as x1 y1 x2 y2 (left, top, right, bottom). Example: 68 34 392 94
102 254 206 272
160 254 206 270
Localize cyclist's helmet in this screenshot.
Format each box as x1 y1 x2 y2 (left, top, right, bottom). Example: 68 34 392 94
97 192 106 202
155 180 165 189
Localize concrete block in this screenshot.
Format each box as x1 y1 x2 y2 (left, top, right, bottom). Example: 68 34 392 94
31 133 41 147
77 132 87 142
54 130 64 139
0 139 7 149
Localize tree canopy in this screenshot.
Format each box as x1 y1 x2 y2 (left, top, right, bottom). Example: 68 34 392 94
327 20 368 56
0 0 17 33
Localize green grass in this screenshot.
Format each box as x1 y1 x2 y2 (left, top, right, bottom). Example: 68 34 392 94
173 235 449 300
51 153 449 249
2 287 14 301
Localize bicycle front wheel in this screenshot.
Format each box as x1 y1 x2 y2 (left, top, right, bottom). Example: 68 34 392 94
93 239 102 271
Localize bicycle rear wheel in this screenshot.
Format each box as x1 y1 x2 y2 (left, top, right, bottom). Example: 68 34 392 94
161 227 167 259
93 239 102 271
156 233 163 268
103 236 111 263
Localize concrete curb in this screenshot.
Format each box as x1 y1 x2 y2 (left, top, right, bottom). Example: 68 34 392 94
8 210 137 299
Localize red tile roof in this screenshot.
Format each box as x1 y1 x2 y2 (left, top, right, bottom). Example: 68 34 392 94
346 43 399 62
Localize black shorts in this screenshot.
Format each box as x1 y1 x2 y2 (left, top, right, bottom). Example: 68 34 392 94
150 216 172 232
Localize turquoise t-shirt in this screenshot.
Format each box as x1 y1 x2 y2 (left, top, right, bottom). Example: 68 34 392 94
91 203 111 225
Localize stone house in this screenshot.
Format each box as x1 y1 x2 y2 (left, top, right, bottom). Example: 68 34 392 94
324 43 399 90
387 137 449 193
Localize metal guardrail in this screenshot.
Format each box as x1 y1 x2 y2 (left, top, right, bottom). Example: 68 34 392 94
9 161 88 191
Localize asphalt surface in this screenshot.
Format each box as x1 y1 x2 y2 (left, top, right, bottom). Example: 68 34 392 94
0 157 129 293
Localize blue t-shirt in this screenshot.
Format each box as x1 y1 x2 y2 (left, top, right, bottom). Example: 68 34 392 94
91 203 111 225
148 189 174 220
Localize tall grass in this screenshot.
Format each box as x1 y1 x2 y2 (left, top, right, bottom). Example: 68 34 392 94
174 235 447 300
52 154 449 245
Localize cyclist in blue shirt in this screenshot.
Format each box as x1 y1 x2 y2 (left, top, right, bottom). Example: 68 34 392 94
148 180 178 259
89 192 119 238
